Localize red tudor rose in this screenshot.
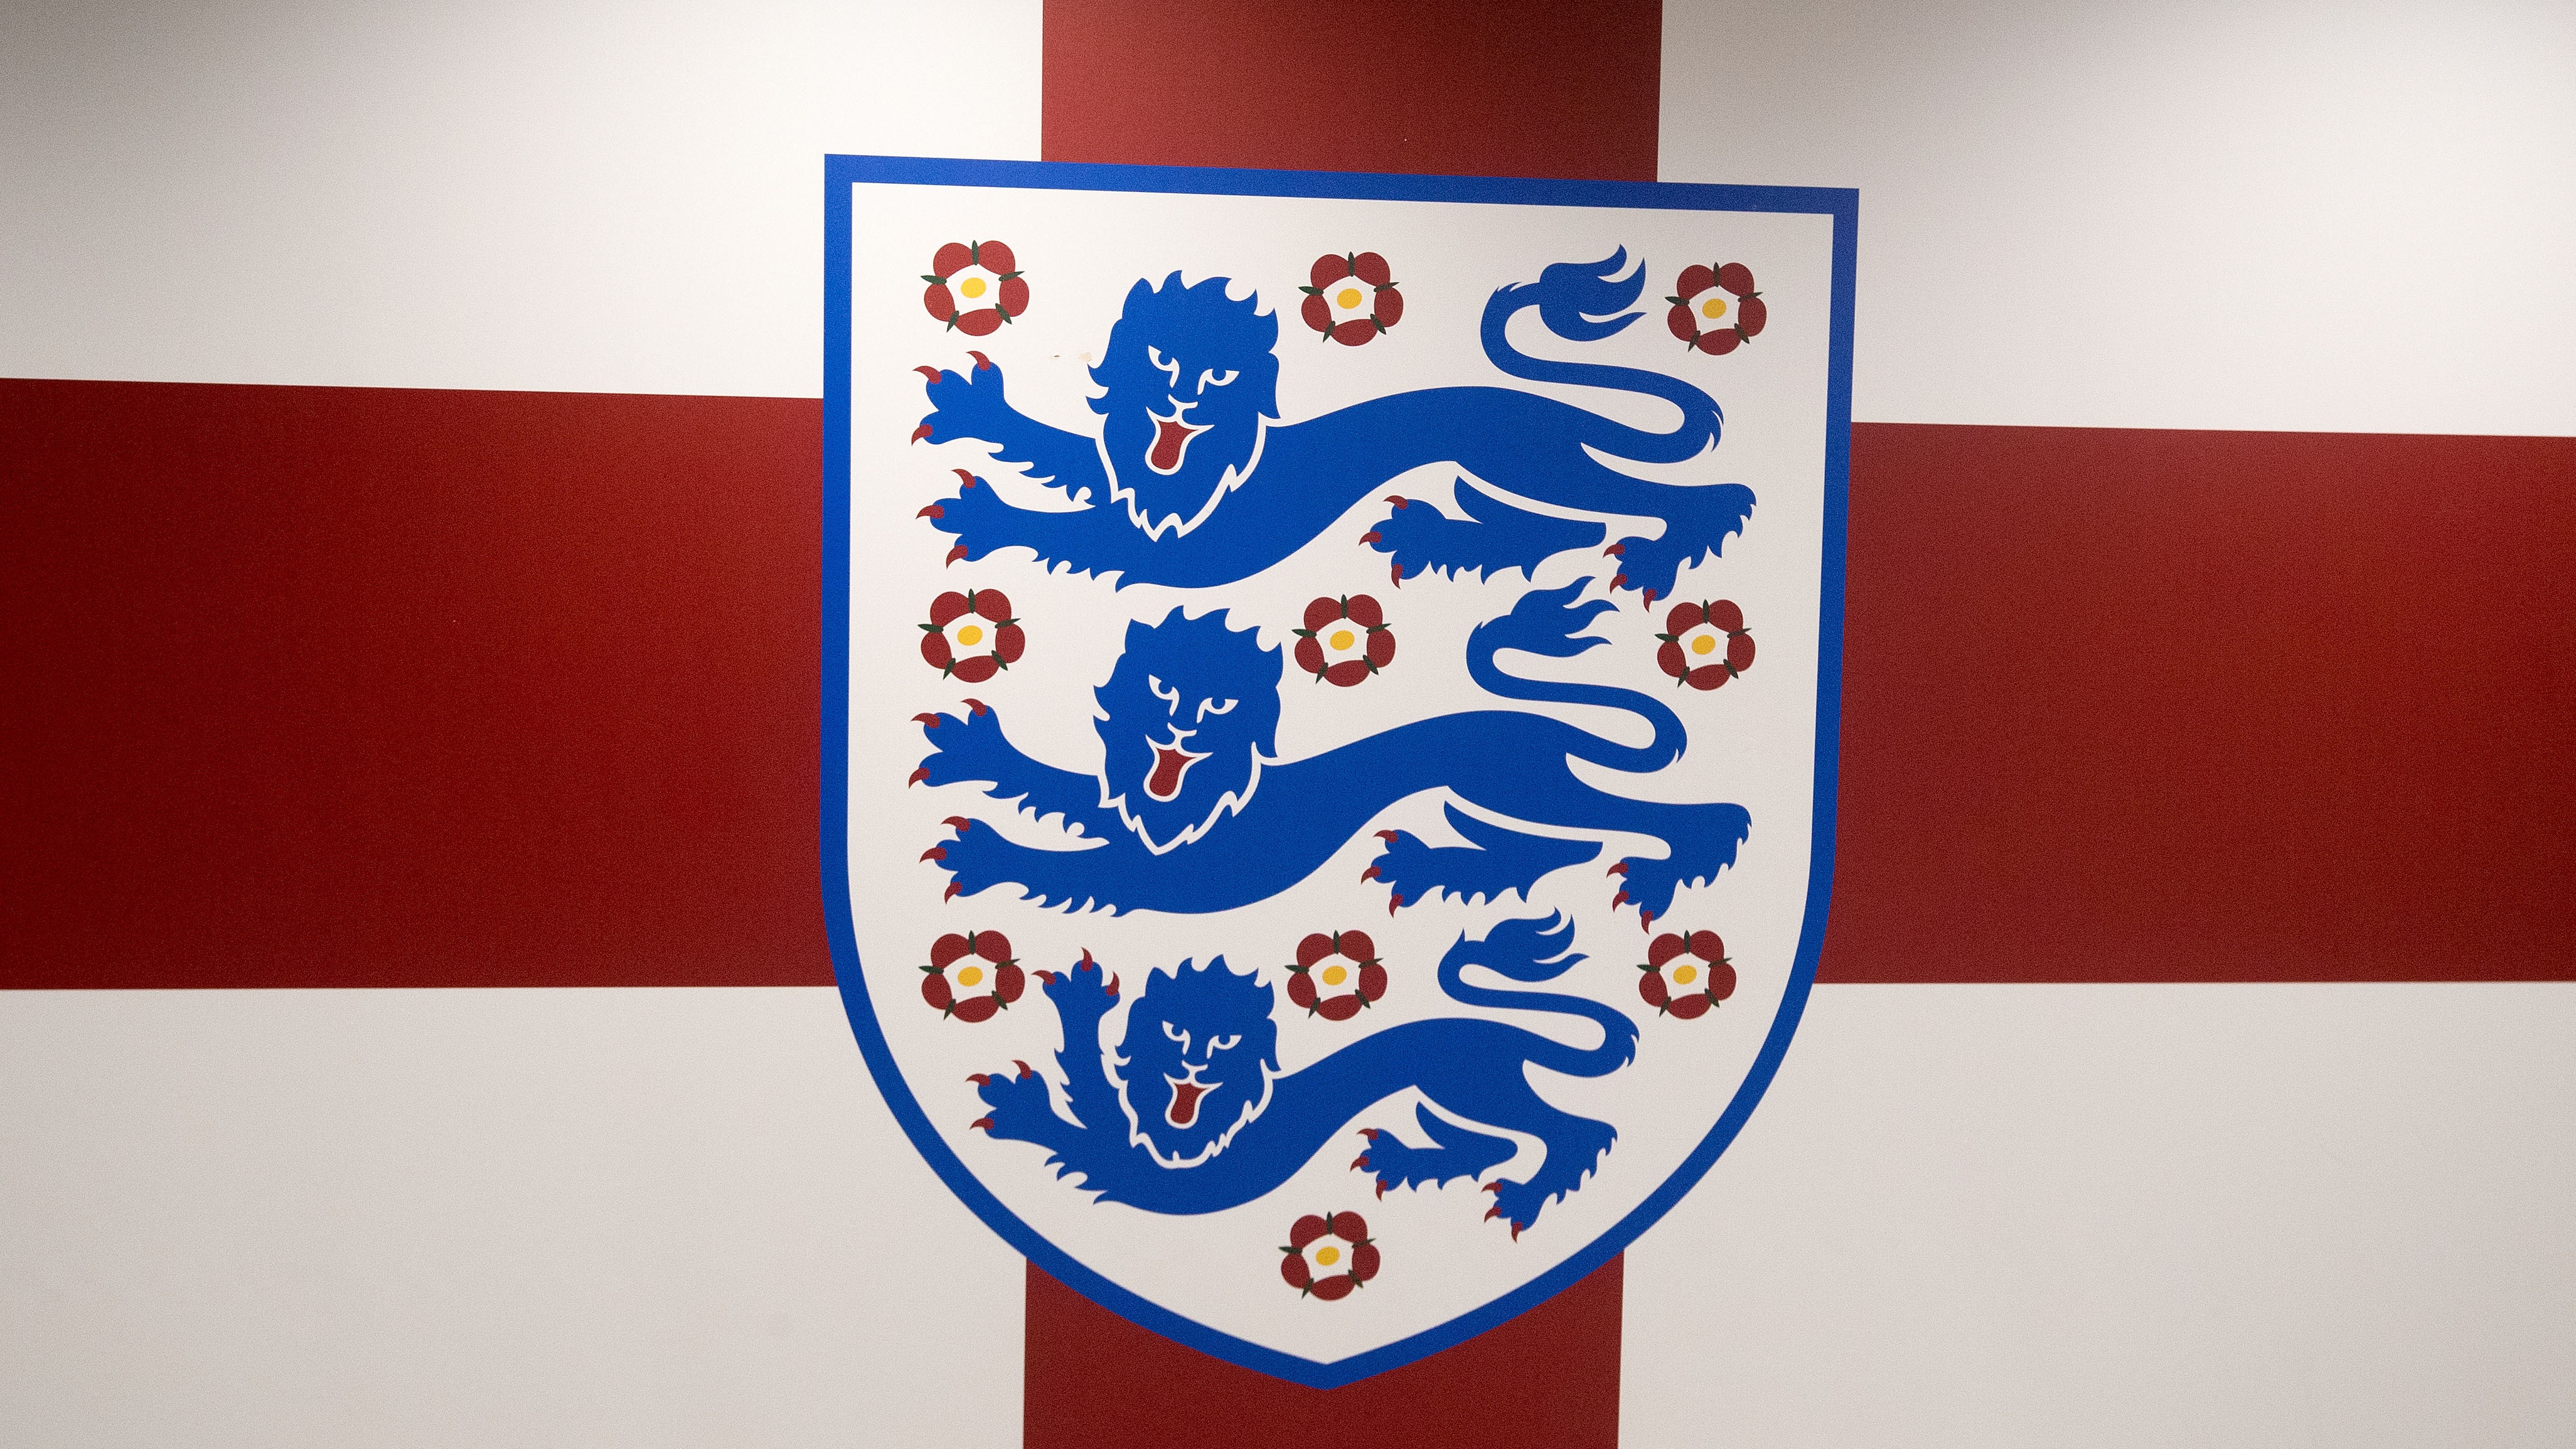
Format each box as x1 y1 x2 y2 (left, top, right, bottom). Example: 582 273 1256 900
1279 1209 1381 1300
1655 599 1755 691
920 929 1025 1022
919 587 1025 683
1638 929 1737 1019
1285 930 1388 1021
1293 594 1395 687
1300 252 1403 346
921 239 1029 336
1667 261 1766 355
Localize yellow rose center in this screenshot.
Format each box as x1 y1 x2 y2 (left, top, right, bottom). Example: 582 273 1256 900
1328 628 1355 651
956 965 983 987
1314 1244 1341 1267
1321 963 1348 986
956 623 983 646
1701 296 1726 319
961 277 988 299
1673 963 1697 985
1338 287 1364 310
1691 633 1716 655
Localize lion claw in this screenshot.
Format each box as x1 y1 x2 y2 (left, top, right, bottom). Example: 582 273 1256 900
1483 1205 1503 1222
1609 572 1628 590
944 816 974 835
952 468 977 489
1013 1059 1033 1080
1376 1178 1388 1199
1357 530 1381 545
1603 542 1625 557
1389 562 1403 587
967 1072 990 1086
919 846 946 862
907 766 931 786
1357 1128 1379 1141
1384 495 1409 510
1605 861 1627 876
1105 973 1120 999
970 1116 994 1131
1611 888 1630 907
914 365 943 382
1360 865 1381 882
911 422 934 443
1033 970 1056 985
962 698 989 716
916 502 944 519
1638 907 1656 932
1351 1153 1371 1170
943 880 963 902
1642 588 1660 607
914 712 943 727
1387 892 1406 914
1511 1221 1524 1241
1375 830 1401 843
967 350 993 372
944 543 969 565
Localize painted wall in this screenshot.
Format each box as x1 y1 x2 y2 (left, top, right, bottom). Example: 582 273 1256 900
4 2 2572 1445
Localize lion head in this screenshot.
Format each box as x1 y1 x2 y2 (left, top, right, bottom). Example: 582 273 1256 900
1089 272 1280 539
1114 957 1279 1167
1094 607 1281 853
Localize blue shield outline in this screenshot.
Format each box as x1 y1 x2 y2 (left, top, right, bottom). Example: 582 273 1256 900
821 154 1854 1388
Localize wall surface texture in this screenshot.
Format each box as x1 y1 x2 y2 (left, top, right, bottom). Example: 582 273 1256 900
4 1 2572 1445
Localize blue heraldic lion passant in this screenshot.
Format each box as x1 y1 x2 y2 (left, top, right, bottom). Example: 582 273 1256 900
968 914 1633 1236
912 249 1757 604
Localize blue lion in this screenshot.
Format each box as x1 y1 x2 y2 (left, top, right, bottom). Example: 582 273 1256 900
966 914 1634 1236
911 250 1756 603
914 578 1750 928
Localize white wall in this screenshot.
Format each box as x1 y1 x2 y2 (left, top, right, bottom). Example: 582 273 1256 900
1661 0 2576 435
4 3 2572 1445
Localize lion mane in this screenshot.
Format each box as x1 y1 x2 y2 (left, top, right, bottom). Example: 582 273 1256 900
1089 274 1280 539
1108 958 1281 1168
1092 607 1281 854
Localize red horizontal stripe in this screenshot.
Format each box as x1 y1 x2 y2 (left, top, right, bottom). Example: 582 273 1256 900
6 383 2568 990
2 379 830 989
1832 424 2576 983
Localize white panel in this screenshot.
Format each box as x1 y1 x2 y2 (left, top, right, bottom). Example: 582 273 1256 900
1623 983 2576 1447
0 988 1023 1449
0 1 1043 396
1662 0 2576 435
8 986 2569 1443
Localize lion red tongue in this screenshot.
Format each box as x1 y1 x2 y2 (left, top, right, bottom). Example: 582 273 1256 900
1146 746 1196 800
1167 1081 1206 1126
1148 418 1197 473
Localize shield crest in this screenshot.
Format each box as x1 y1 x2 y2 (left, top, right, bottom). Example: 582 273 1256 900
823 156 1853 1387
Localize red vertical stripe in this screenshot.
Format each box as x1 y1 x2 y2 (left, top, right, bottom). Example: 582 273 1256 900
1032 0 1662 1423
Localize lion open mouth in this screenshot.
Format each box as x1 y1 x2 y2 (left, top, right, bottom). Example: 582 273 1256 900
1145 741 1205 801
1165 1078 1214 1126
1146 414 1208 474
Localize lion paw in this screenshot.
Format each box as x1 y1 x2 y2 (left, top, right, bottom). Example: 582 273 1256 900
1605 483 1756 604
912 701 1014 792
1040 949 1121 1024
918 468 1016 565
915 357 1013 448
1353 1106 1516 1199
969 1061 1057 1145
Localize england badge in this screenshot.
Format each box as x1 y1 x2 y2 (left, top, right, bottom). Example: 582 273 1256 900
823 156 1854 1386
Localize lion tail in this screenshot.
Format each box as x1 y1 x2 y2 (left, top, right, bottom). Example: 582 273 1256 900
1480 247 1723 466
1438 912 1639 1079
1467 578 1686 773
